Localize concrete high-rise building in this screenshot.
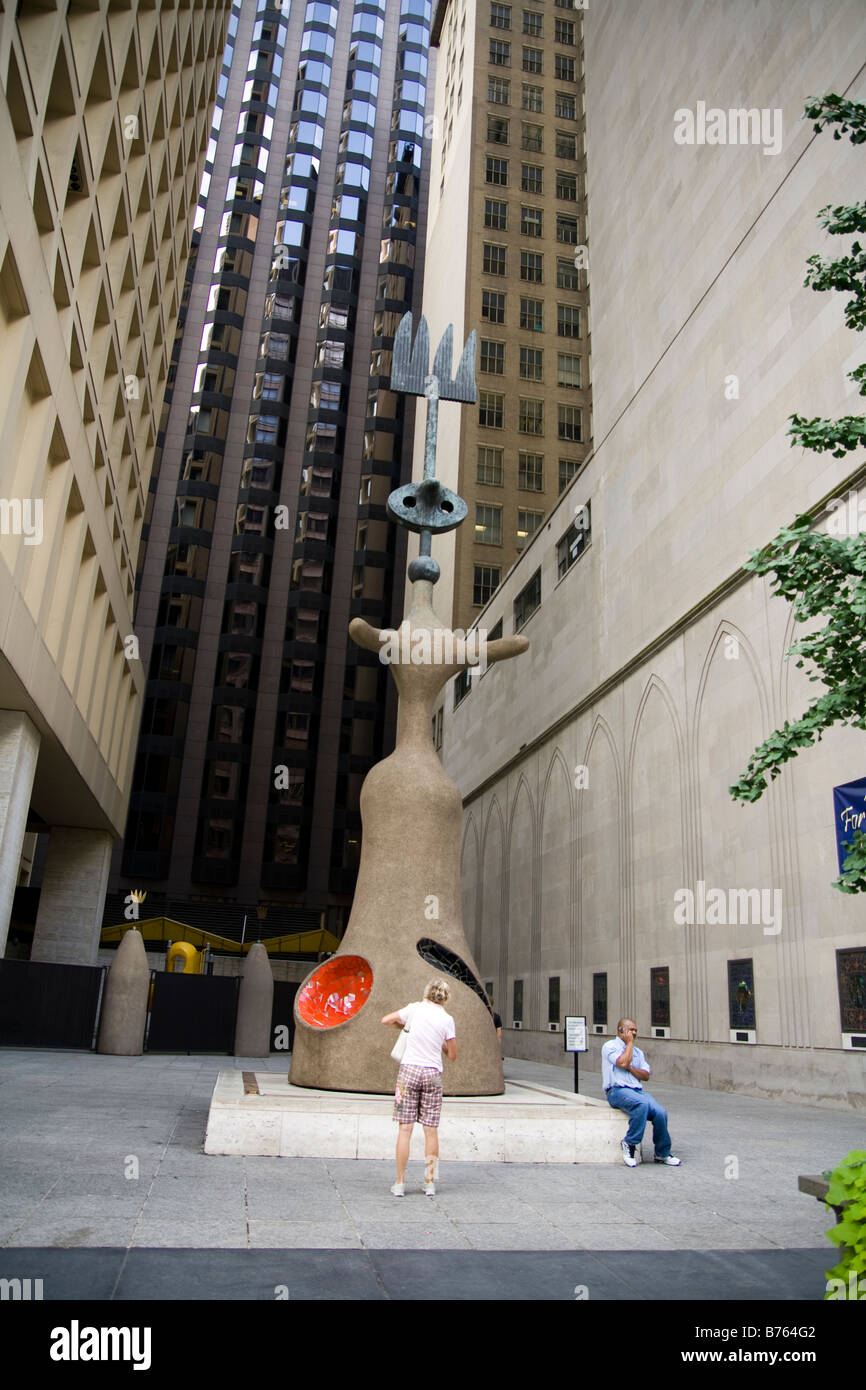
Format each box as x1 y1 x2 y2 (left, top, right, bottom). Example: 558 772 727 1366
114 0 435 936
442 0 866 1105
0 0 232 962
415 0 591 635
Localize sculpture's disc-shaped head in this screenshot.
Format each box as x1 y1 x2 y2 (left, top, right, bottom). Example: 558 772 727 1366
296 954 373 1028
387 479 467 534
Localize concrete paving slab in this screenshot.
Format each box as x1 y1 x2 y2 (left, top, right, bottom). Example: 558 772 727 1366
240 1222 363 1250
0 1049 858 1296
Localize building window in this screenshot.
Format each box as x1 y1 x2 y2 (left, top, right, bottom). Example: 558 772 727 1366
520 345 543 381
556 171 577 200
454 666 472 708
555 54 575 81
523 10 542 36
432 707 443 750
548 976 561 1025
557 501 591 577
522 45 542 73
521 206 543 237
477 445 504 485
556 131 577 160
593 971 607 1028
482 289 506 323
520 250 543 282
517 508 544 549
514 567 541 628
558 404 582 441
521 122 543 152
480 339 505 374
556 214 579 244
555 91 576 119
489 76 510 103
488 115 510 144
651 967 671 1029
490 39 511 65
475 503 503 545
557 257 579 290
513 978 524 1023
836 947 866 1034
519 398 544 435
518 450 544 489
483 243 507 275
519 296 543 329
557 303 580 337
521 162 543 194
485 156 509 185
522 83 543 112
484 198 508 230
728 959 756 1032
557 352 580 388
559 456 579 492
479 390 505 428
490 2 512 28
555 17 575 43
474 564 501 605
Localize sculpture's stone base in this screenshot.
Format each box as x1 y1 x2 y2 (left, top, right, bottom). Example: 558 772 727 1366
204 1072 626 1163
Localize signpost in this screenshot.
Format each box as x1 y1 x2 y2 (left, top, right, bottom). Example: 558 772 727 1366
564 1014 587 1094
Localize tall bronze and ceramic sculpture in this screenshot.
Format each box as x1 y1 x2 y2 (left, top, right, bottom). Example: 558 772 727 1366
290 314 529 1094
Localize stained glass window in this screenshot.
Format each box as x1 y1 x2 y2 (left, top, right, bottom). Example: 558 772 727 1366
727 958 756 1031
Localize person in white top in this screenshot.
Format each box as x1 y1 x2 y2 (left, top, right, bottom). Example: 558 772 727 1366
381 978 457 1197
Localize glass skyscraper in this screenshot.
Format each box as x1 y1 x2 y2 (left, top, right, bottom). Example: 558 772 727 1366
116 0 434 938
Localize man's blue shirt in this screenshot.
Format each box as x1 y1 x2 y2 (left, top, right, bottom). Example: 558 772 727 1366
601 1036 651 1092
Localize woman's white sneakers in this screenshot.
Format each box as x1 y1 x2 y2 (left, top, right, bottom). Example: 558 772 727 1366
424 1180 435 1197
390 1182 405 1197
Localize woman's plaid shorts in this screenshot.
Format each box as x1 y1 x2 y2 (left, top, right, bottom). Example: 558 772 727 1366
393 1063 443 1127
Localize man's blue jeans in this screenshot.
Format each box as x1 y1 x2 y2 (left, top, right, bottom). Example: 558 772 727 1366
606 1085 673 1157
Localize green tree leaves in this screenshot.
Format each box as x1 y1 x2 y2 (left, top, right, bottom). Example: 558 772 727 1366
730 98 866 894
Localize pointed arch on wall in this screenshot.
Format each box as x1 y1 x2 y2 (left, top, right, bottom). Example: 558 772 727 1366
460 811 482 961
506 772 537 1026
577 712 624 1018
480 795 507 1004
539 745 576 1022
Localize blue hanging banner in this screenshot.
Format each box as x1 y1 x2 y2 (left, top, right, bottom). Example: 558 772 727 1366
833 776 866 873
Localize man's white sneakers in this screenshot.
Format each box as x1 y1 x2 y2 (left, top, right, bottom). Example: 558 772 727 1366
621 1138 638 1167
654 1155 682 1166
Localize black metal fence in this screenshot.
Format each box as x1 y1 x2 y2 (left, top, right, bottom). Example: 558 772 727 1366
0 959 105 1049
146 971 240 1053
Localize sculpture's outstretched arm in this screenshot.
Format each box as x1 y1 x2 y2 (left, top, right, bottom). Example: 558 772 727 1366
349 617 385 654
485 635 529 665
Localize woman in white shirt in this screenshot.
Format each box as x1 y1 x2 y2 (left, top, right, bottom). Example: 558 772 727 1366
381 978 457 1197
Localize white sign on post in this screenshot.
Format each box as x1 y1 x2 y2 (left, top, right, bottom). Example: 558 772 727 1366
564 1015 587 1052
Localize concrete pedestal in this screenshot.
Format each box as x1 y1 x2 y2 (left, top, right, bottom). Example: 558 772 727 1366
31 826 113 964
204 1072 626 1162
0 711 40 956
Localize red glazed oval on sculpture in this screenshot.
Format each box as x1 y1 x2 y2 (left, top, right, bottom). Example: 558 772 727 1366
296 954 372 1028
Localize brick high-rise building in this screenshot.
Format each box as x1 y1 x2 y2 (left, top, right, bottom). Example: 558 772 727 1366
0 0 232 963
413 0 592 637
115 0 436 938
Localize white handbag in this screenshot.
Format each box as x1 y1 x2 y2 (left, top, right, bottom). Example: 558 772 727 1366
391 1023 410 1062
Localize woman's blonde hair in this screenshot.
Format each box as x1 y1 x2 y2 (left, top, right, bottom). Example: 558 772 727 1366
424 977 450 1006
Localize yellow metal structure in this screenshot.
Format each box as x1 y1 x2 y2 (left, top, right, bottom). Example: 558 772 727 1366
101 917 340 957
167 940 202 974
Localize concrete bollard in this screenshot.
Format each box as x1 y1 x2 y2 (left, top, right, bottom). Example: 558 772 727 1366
97 927 149 1055
234 942 274 1057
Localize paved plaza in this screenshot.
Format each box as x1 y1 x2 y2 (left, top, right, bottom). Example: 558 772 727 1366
0 1049 860 1300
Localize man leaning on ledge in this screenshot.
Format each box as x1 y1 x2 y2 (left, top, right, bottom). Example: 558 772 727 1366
602 1018 682 1168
